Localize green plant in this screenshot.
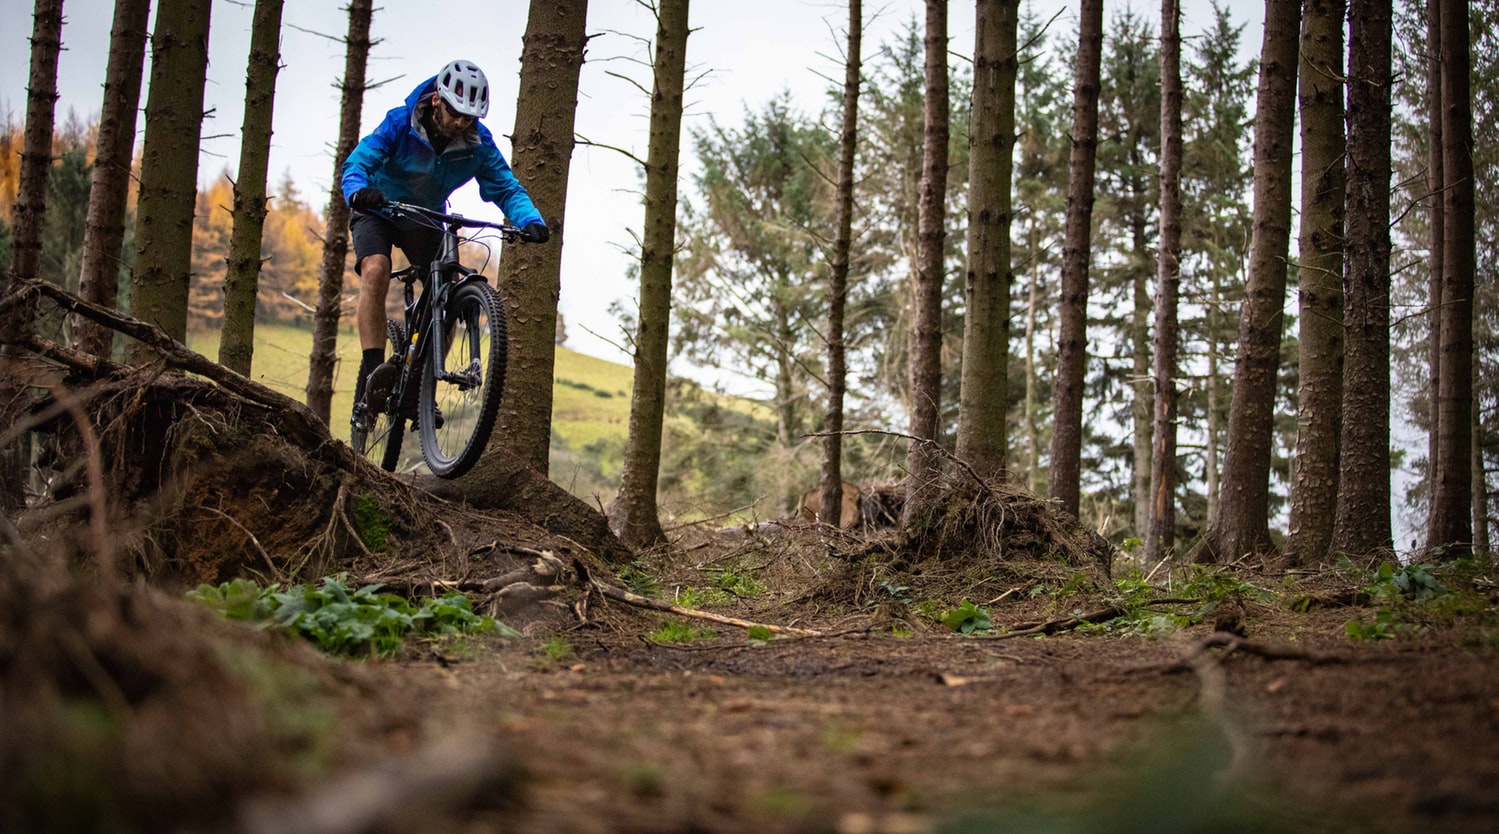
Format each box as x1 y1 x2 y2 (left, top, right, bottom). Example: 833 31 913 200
188 575 499 658
542 636 574 661
941 599 993 634
1179 567 1269 604
650 620 716 643
674 586 731 608
1366 562 1446 600
618 561 660 597
747 625 776 644
876 580 912 605
1344 607 1430 641
350 494 391 551
712 568 765 598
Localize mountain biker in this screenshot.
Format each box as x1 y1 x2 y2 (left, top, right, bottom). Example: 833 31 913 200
341 58 549 429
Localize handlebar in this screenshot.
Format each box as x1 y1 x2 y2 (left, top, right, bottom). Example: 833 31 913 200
382 200 524 239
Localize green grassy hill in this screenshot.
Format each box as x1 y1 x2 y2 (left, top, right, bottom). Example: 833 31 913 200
186 323 633 458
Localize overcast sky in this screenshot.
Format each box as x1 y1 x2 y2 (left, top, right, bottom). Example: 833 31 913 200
2 0 1265 369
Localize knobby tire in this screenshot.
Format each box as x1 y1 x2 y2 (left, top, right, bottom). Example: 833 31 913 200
419 281 508 478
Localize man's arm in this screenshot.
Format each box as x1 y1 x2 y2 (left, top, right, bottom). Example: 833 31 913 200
473 141 544 228
341 107 406 203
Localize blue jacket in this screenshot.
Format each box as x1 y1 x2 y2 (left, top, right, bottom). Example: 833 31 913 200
341 76 544 227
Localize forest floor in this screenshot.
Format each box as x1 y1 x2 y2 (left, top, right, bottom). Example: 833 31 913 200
8 473 1499 834
346 524 1499 834
3 363 1497 834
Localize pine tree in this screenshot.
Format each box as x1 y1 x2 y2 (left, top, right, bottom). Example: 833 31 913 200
1145 0 1183 563
75 0 148 358
127 0 213 353
904 0 951 523
220 0 285 376
610 0 690 549
955 0 1019 481
1284 0 1346 565
306 0 373 425
1202 0 1299 563
495 0 589 474
818 0 863 526
1047 0 1104 519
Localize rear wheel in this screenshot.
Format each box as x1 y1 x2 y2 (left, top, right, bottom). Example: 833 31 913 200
419 281 507 478
351 407 405 472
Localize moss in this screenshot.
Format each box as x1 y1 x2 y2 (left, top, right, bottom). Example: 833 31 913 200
350 493 390 552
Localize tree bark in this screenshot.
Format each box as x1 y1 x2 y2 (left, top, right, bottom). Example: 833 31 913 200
955 0 1018 481
2 0 65 514
1332 0 1394 557
1424 0 1443 516
1144 0 1182 564
1425 0 1475 556
1284 0 1346 566
1047 0 1103 519
6 0 63 290
306 0 373 425
903 0 950 525
74 0 149 359
609 0 688 549
1200 0 1298 563
127 0 213 355
818 0 861 528
220 0 285 376
495 0 588 474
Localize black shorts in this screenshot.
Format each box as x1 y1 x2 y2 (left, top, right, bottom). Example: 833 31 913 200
349 210 442 275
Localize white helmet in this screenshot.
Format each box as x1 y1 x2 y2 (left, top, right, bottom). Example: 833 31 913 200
435 59 489 119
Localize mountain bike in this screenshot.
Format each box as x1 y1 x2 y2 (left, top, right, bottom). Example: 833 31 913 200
349 201 521 479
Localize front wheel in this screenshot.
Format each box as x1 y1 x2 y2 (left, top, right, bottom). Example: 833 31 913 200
419 281 507 478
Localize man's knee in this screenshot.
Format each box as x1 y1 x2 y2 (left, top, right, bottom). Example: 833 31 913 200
357 255 392 291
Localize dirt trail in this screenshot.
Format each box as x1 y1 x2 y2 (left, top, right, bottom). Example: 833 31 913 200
369 606 1499 834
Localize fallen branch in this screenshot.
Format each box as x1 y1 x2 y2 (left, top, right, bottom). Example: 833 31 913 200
1134 632 1347 673
975 605 1128 640
590 581 823 636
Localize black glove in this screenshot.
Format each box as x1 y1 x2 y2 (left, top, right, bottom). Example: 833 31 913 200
519 221 550 243
350 187 385 211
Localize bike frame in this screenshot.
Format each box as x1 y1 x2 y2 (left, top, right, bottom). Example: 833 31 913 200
382 205 516 421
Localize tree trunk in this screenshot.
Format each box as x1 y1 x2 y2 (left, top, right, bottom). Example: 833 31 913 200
955 0 1018 481
495 0 588 474
1131 226 1152 538
1206 272 1222 528
219 0 285 376
1426 0 1475 556
306 0 373 425
126 0 213 355
1200 0 1298 563
609 0 688 549
1474 361 1490 554
1047 0 1103 519
1024 224 1041 494
2 0 65 514
903 0 950 525
1424 0 1443 514
7 0 64 290
1144 0 1182 564
1284 0 1346 566
818 0 861 527
1332 0 1394 557
74 0 149 359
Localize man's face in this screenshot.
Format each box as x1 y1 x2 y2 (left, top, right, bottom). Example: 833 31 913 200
431 93 475 140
